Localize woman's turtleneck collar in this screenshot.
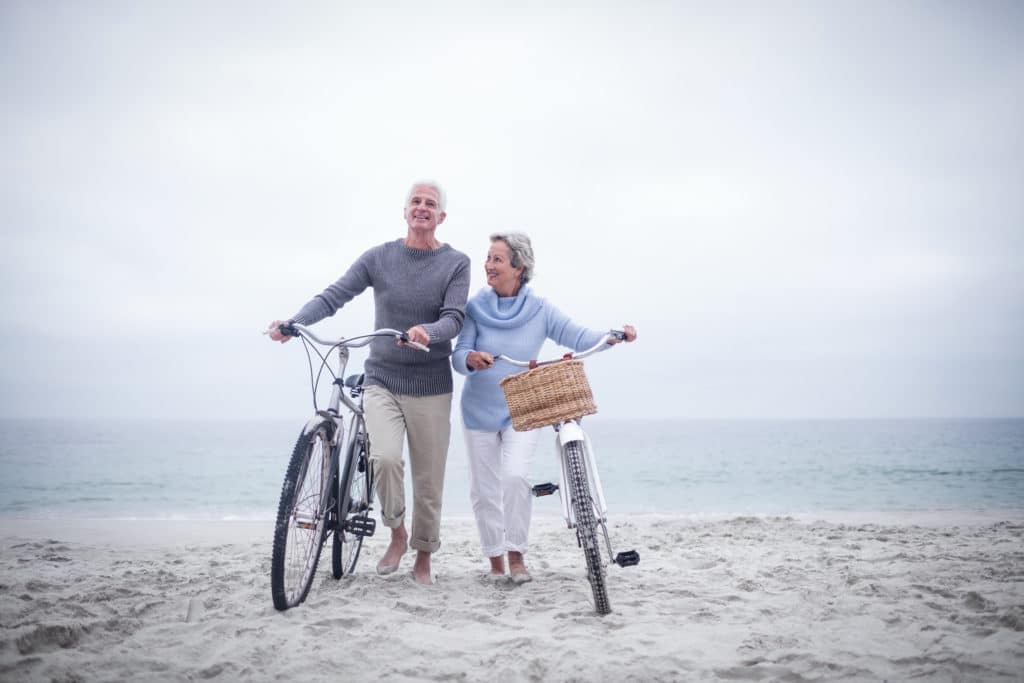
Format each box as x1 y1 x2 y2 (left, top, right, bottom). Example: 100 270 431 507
466 285 544 329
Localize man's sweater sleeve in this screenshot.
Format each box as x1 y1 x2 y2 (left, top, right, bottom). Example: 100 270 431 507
421 253 471 343
290 250 374 326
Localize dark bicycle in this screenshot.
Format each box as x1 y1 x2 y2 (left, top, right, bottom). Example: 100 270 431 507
267 322 427 611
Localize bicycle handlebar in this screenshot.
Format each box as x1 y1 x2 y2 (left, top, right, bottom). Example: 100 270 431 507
267 322 430 352
494 330 626 368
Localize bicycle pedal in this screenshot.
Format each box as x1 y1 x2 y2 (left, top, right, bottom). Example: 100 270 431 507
531 482 559 497
615 550 640 567
344 516 376 537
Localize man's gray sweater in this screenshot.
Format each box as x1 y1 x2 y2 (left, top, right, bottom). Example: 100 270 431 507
291 239 471 396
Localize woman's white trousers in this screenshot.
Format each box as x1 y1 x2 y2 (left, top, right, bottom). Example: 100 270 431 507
463 426 540 557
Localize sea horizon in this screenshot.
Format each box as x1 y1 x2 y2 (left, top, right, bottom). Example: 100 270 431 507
1 417 1021 523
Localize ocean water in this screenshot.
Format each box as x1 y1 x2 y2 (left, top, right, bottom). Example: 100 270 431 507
0 418 1021 522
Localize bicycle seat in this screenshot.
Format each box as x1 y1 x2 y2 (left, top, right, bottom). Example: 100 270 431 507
344 373 365 389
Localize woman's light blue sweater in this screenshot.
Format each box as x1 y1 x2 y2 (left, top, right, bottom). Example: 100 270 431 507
453 286 608 431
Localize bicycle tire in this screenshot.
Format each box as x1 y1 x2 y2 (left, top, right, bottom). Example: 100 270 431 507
271 422 335 611
565 440 611 615
332 422 372 578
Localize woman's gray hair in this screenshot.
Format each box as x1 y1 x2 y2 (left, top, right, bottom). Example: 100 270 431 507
490 232 535 284
406 180 446 211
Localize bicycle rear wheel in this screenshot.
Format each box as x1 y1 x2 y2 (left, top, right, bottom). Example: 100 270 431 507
565 440 611 615
271 422 335 610
332 426 372 578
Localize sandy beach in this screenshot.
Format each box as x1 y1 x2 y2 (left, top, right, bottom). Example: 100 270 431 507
1 514 1022 681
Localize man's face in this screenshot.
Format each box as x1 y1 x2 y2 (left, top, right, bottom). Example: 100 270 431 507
404 185 446 233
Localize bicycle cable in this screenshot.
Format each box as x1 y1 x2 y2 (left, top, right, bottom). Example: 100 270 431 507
298 335 344 413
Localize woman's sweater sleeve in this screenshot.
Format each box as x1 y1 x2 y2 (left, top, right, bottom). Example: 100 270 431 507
545 302 608 352
452 314 478 376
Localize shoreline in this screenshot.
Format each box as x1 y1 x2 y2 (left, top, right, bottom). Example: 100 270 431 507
2 508 1022 546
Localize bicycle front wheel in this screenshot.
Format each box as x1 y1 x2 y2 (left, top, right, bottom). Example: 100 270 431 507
333 426 372 578
565 440 611 615
271 422 335 611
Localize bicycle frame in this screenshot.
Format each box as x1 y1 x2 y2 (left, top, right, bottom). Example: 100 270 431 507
494 331 637 614
496 332 624 561
298 344 361 443
288 322 427 507
269 323 428 609
289 322 427 438
553 421 608 528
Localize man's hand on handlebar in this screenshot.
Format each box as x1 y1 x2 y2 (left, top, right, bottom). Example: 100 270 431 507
401 325 430 349
267 320 295 343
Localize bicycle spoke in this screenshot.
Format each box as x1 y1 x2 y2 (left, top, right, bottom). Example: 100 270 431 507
271 425 334 610
565 441 611 615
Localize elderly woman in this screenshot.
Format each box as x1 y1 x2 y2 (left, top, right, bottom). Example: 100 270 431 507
453 233 636 582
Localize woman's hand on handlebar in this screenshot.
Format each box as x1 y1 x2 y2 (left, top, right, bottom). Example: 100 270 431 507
467 351 495 371
267 320 294 343
607 324 638 345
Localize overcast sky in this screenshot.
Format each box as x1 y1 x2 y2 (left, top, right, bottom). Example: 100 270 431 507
2 1 1022 420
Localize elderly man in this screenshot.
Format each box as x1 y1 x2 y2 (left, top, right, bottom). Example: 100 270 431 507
269 181 470 584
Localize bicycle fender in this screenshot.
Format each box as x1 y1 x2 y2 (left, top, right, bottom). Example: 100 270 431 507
557 421 585 446
302 413 339 442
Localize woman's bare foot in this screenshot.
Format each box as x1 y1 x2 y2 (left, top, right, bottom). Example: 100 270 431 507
508 551 531 583
488 555 506 576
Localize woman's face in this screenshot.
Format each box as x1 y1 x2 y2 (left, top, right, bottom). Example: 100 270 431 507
485 240 524 295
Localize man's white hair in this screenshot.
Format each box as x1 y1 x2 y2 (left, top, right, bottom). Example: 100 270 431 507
406 180 446 212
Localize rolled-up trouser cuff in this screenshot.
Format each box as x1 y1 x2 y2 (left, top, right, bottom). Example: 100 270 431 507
411 537 441 553
380 513 404 529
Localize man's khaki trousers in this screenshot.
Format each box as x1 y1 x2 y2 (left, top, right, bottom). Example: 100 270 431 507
363 385 451 553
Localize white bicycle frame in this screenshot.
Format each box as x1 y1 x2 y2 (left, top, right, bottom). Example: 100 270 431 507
553 421 608 528
496 333 617 531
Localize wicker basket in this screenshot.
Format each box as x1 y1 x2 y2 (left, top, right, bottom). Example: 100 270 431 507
499 360 597 431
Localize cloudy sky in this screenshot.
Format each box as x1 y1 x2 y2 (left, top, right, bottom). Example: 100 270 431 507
2 1 1022 420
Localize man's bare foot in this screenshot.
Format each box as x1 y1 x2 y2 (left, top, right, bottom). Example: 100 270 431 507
488 555 506 576
508 551 532 584
377 525 408 575
411 550 433 585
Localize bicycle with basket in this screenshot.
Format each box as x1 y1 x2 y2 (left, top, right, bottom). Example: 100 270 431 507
496 330 639 615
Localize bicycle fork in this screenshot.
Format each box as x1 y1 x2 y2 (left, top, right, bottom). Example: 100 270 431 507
532 421 640 568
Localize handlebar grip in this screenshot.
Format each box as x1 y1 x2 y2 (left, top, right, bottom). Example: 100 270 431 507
279 323 298 337
398 333 430 353
610 329 627 342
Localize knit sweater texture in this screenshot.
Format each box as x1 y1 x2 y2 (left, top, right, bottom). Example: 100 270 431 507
452 286 608 431
292 239 471 396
